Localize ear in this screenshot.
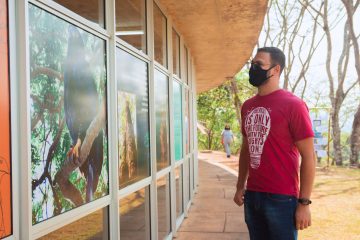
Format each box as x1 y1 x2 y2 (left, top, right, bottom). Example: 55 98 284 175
274 64 281 76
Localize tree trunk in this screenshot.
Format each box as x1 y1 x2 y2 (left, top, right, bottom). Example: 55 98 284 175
207 130 213 150
331 108 343 166
229 78 242 131
341 0 360 167
350 105 360 166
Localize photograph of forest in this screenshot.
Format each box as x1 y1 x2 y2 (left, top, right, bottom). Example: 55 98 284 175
29 4 108 224
116 48 151 189
0 0 12 237
118 91 138 187
154 70 170 171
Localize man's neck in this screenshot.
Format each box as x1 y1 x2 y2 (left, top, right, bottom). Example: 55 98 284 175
257 84 280 96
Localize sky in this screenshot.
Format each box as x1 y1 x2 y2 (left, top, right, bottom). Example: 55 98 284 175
250 0 360 132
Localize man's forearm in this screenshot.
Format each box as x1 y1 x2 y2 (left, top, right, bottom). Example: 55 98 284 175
299 153 316 199
237 146 249 190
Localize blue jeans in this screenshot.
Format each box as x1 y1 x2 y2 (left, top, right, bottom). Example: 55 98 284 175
244 190 298 240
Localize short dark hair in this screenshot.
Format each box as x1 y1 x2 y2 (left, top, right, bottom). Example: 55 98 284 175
257 47 285 73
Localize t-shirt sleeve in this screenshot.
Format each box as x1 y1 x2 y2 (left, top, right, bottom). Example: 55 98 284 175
290 101 314 142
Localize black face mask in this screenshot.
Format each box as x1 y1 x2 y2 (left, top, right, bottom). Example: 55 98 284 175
249 63 275 87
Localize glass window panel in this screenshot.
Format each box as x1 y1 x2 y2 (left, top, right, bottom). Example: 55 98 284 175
157 175 171 239
29 4 109 224
153 3 167 68
52 0 105 28
117 48 150 189
0 0 12 237
155 70 170 171
185 91 190 155
116 0 147 53
38 207 109 240
175 166 183 218
173 80 183 161
172 29 180 77
192 157 195 190
183 46 188 84
188 58 192 88
186 49 191 86
188 158 191 200
120 187 150 240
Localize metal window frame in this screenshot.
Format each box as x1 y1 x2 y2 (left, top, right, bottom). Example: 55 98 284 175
13 0 199 238
153 0 168 70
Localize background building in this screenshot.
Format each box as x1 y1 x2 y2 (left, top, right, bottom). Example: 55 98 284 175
0 0 266 239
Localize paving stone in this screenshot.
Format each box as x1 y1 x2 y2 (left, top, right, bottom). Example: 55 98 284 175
174 232 249 240
175 160 249 239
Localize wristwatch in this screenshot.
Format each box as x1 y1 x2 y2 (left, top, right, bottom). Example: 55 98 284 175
298 198 312 205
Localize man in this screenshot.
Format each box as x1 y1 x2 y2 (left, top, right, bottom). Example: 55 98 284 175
233 47 315 240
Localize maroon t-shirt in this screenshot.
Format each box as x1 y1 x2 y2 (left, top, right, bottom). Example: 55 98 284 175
241 89 314 197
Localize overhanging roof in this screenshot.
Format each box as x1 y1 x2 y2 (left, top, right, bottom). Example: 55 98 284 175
158 0 268 93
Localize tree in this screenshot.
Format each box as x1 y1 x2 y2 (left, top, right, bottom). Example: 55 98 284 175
341 0 360 166
304 0 358 165
260 0 324 98
228 70 257 134
197 85 235 151
197 71 254 154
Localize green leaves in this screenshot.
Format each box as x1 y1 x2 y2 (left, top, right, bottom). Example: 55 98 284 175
197 71 254 153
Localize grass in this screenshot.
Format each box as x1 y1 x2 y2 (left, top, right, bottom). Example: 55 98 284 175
299 166 360 240
199 151 360 240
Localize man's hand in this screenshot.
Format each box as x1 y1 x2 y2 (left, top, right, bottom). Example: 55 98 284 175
233 188 245 206
295 204 311 230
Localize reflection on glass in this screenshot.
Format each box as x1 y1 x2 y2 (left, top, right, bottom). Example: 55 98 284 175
116 0 147 53
117 48 150 189
175 166 183 218
157 175 171 239
154 3 167 67
30 5 109 224
192 157 195 190
0 0 12 237
185 91 190 155
120 187 150 240
188 158 191 200
155 70 170 171
173 80 183 161
188 58 192 88
39 208 109 240
183 46 188 84
172 29 180 77
52 0 105 27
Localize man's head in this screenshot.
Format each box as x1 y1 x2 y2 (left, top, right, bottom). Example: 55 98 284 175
249 47 285 87
257 47 285 74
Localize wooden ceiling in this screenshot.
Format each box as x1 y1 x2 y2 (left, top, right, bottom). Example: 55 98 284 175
53 0 268 93
157 0 268 93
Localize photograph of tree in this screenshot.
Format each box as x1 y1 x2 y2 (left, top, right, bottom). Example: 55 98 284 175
0 0 12 237
117 48 150 189
155 70 170 171
118 91 138 186
29 4 108 224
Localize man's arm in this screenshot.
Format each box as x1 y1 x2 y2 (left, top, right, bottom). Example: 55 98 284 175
295 137 316 230
233 137 250 206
